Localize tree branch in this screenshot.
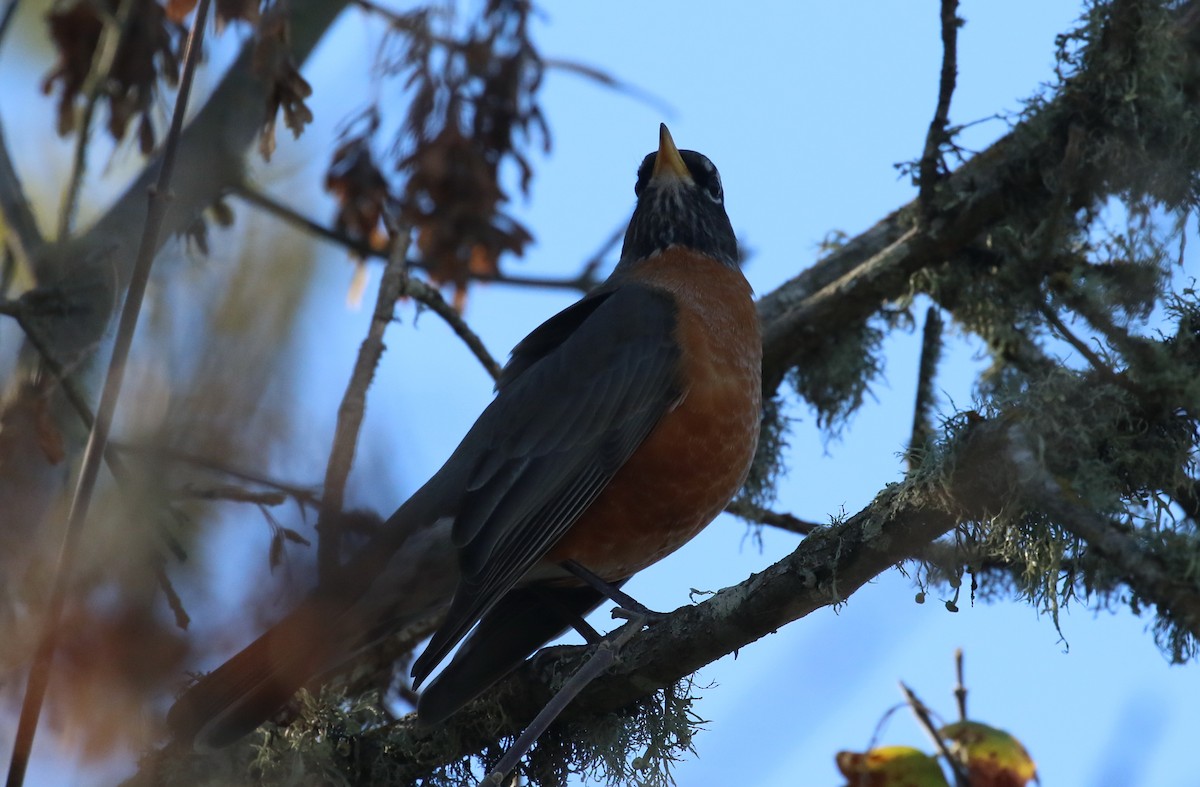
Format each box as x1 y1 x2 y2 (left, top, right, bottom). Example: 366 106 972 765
725 498 820 537
757 0 1200 394
399 276 502 381
901 682 968 787
316 228 411 583
918 0 960 217
231 182 601 293
1008 430 1200 632
7 0 215 781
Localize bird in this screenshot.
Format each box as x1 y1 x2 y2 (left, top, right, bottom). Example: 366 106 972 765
167 123 761 748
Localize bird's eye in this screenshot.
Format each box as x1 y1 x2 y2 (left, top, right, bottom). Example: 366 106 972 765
703 170 723 203
708 176 723 202
692 156 722 203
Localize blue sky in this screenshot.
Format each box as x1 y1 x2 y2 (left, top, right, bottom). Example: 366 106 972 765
4 1 1200 785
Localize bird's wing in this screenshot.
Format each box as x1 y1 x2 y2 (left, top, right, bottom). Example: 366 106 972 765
411 282 682 685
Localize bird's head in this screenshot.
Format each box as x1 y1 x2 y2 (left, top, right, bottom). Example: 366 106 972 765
618 123 738 269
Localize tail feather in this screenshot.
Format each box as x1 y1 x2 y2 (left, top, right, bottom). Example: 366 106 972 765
168 596 347 749
416 584 606 726
167 490 458 749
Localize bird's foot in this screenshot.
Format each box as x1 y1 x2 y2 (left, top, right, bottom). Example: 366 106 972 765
610 603 668 626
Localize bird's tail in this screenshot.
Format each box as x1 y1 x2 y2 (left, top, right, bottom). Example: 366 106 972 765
167 493 458 749
416 583 606 725
167 594 350 750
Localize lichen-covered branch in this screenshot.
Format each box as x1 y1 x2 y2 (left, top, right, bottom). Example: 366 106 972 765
757 0 1200 395
1009 433 1200 635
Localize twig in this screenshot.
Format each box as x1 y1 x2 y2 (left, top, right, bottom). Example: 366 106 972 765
5 2 213 784
155 561 191 631
484 622 640 785
953 649 967 722
177 485 289 506
316 219 412 584
725 499 821 536
231 182 600 293
58 0 136 240
399 276 502 380
918 0 960 217
112 443 320 506
542 57 674 118
352 0 674 117
1055 288 1157 376
233 181 377 256
907 305 944 470
1039 303 1106 367
1038 303 1125 389
900 682 969 787
351 0 458 47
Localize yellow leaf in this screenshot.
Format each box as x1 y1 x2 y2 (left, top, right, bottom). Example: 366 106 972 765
836 746 950 786
940 721 1038 787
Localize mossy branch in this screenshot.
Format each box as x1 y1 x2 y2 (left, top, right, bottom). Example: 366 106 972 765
756 0 1200 396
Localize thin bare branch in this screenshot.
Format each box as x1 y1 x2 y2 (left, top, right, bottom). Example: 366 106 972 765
399 276 502 380
316 224 412 583
1038 302 1126 388
156 562 191 631
901 682 968 786
6 1 215 783
918 0 960 216
112 443 321 506
232 182 599 293
178 485 289 506
725 499 820 537
542 57 674 118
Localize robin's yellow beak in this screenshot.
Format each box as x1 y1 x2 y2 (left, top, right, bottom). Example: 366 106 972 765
651 123 692 183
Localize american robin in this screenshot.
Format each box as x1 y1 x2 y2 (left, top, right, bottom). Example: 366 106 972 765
168 124 761 746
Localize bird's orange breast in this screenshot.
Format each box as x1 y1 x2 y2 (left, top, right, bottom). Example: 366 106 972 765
544 249 762 579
